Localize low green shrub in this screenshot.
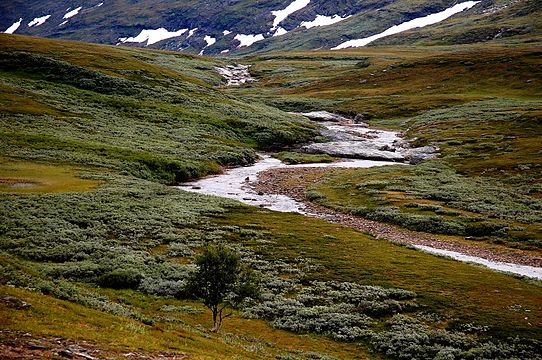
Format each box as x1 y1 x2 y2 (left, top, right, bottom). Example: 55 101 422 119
98 269 143 290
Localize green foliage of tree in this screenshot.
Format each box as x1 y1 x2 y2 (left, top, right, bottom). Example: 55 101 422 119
187 244 259 332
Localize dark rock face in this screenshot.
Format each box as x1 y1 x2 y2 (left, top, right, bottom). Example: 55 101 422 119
0 0 500 55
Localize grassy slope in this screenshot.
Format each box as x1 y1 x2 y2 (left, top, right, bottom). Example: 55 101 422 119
235 0 541 55
374 0 542 46
236 43 542 250
0 34 317 184
1 34 541 358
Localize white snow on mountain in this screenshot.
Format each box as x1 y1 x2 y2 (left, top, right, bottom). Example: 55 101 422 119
332 1 480 49
187 28 198 38
223 30 232 36
300 14 350 29
63 6 82 19
120 28 188 46
273 27 288 37
199 35 217 55
271 0 311 29
234 33 265 47
221 49 230 54
204 35 216 46
59 21 68 26
4 18 22 34
97 2 104 6
28 15 51 27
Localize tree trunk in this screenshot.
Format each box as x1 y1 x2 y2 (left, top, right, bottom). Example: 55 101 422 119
211 306 219 332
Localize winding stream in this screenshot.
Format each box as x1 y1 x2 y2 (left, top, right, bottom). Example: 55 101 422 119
177 117 542 280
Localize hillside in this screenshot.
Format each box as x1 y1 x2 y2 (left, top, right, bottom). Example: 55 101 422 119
1 34 541 359
1 0 541 55
235 43 542 249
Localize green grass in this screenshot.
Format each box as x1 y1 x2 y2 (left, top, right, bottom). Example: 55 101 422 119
216 209 542 338
234 44 542 251
1 285 365 359
1 34 541 359
274 151 337 165
0 34 317 184
0 157 99 193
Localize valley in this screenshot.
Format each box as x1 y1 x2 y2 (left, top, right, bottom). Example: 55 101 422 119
0 4 541 358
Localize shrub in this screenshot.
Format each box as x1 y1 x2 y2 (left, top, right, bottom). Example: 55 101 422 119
98 269 143 289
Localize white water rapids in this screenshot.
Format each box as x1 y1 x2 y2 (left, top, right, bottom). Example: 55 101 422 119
177 116 541 280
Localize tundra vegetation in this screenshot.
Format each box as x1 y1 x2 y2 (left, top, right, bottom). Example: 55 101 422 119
0 34 541 359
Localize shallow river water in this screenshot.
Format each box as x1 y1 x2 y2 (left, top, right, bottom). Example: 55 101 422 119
177 120 542 280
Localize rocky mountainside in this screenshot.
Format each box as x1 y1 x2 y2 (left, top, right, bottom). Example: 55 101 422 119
1 0 540 55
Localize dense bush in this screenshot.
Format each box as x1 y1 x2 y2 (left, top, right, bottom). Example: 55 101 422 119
369 315 542 360
0 52 139 95
312 158 542 247
98 269 143 289
244 281 416 341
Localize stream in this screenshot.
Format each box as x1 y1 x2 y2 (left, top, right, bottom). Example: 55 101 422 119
180 66 541 280
178 115 542 280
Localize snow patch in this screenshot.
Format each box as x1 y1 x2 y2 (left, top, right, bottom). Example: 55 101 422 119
59 21 68 27
4 18 22 34
273 27 288 37
223 30 231 36
272 0 311 29
187 28 197 38
220 49 230 54
204 35 216 46
300 14 350 29
120 28 188 46
97 2 104 6
234 33 265 48
199 35 217 55
28 15 51 27
332 1 480 49
63 6 82 19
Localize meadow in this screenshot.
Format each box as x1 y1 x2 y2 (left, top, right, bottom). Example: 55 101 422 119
1 34 541 359
234 44 542 251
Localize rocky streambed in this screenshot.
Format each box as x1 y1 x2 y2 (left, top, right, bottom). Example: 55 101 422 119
215 64 257 86
298 111 438 164
178 112 541 280
178 66 542 280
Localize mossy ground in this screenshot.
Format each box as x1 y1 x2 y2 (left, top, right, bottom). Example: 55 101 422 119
234 44 542 251
1 34 541 359
0 158 99 193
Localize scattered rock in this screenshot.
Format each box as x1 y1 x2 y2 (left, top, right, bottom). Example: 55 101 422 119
300 111 352 123
27 341 47 350
297 117 438 164
215 64 256 86
2 296 31 309
58 349 74 358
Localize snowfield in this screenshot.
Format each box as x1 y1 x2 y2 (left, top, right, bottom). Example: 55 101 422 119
234 34 265 47
332 1 480 49
272 0 311 28
273 27 288 37
300 14 350 29
63 7 82 20
120 28 188 46
28 15 51 27
4 18 22 34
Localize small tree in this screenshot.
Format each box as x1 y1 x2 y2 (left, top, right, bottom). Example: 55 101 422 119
187 244 259 332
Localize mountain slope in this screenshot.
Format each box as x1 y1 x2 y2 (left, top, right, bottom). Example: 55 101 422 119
0 33 316 184
2 0 540 55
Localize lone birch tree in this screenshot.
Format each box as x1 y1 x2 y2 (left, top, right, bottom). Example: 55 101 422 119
188 244 259 332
